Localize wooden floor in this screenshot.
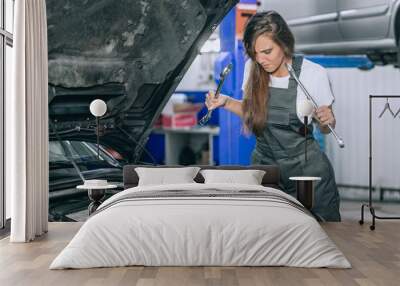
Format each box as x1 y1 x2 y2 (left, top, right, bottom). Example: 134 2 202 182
0 221 399 286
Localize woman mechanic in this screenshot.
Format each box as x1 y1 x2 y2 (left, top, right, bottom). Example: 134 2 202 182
205 11 341 221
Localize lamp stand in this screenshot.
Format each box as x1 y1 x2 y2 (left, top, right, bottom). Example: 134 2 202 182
89 99 107 161
96 116 100 160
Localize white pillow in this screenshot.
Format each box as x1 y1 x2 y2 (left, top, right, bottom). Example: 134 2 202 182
200 169 266 185
135 167 200 186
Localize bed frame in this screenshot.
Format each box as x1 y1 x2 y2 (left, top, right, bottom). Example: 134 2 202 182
123 165 281 189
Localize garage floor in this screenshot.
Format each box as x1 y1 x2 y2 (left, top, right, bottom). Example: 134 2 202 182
340 201 400 222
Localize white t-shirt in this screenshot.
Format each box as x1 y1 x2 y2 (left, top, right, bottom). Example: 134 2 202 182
241 58 335 124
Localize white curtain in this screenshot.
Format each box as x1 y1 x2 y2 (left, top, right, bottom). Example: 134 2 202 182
7 0 49 242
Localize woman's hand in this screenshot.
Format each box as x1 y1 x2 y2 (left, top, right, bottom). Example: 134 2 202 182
205 90 229 111
315 105 336 132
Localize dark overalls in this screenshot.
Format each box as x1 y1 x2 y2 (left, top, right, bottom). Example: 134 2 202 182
251 56 341 221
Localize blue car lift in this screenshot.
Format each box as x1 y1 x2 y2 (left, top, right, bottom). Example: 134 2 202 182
216 3 255 165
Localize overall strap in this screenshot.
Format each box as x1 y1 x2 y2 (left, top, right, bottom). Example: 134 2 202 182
288 55 303 89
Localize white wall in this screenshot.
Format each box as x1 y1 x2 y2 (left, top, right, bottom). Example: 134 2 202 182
176 53 218 92
326 66 400 191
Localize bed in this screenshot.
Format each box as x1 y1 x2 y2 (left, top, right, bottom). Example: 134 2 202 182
50 165 351 269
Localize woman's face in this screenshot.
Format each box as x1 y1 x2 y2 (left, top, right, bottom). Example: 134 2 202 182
254 33 286 74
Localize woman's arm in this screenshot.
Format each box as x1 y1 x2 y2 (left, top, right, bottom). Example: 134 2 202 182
224 97 243 117
315 105 336 134
205 92 243 117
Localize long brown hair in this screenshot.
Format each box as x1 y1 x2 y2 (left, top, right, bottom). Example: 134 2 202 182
242 11 295 136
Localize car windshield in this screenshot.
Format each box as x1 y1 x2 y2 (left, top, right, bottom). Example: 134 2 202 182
49 140 120 167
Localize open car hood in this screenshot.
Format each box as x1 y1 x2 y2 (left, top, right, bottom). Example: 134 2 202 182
47 0 238 162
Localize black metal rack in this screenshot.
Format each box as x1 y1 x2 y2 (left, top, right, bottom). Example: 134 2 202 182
360 95 400 230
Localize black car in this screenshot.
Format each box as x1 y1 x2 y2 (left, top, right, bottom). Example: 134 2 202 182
45 0 238 220
49 140 124 221
46 0 238 161
49 140 123 197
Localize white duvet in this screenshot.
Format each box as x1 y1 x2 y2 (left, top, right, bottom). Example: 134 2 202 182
50 183 351 269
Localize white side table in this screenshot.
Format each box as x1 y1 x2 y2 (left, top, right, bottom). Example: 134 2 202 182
77 184 117 215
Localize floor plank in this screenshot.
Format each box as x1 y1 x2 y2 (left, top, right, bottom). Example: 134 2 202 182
0 221 399 286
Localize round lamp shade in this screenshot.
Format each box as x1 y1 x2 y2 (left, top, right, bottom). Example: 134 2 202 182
89 99 107 117
298 99 314 117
